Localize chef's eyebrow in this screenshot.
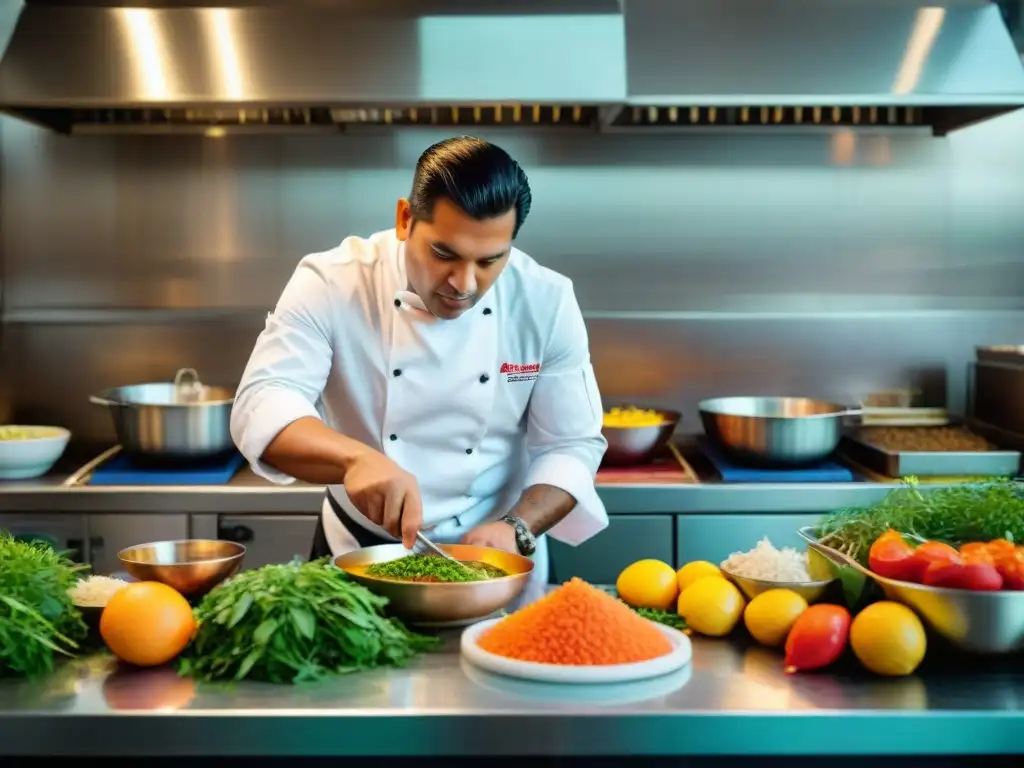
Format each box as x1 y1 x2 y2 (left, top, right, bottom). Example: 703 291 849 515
431 242 507 262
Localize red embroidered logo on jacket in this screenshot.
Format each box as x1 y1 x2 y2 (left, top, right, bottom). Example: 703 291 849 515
499 361 541 382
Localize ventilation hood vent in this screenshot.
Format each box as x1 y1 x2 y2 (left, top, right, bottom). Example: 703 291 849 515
0 1 1022 137
0 0 625 135
620 0 1024 136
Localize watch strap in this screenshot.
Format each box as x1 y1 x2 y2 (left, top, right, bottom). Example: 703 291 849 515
501 515 536 556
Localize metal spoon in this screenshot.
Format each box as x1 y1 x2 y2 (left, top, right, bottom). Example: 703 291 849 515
415 531 481 578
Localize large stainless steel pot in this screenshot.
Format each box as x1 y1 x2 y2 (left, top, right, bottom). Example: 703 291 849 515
90 368 235 461
699 396 860 467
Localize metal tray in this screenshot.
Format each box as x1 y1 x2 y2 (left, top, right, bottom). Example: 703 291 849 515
840 432 1020 478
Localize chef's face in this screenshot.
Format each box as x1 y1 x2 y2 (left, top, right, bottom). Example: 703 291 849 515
396 197 514 320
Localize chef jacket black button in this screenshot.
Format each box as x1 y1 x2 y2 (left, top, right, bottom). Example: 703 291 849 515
393 369 402 377
479 374 489 384
389 434 398 441
465 448 473 455
482 308 492 315
394 298 401 307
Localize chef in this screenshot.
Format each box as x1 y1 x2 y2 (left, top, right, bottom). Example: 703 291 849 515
230 135 608 590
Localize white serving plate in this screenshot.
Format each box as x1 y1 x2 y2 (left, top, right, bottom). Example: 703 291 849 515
460 617 692 684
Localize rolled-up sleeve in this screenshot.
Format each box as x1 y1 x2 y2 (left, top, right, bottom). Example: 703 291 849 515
523 283 609 546
231 256 335 484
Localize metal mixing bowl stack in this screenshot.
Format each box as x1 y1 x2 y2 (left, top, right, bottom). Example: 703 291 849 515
335 543 534 627
117 539 246 598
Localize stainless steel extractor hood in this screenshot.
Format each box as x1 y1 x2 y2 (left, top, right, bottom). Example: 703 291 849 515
0 0 627 134
0 0 1021 136
618 0 1024 136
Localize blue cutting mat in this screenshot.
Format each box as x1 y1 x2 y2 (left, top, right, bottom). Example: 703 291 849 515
88 452 245 486
699 439 854 483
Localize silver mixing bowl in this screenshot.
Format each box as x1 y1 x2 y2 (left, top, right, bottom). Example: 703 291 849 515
700 396 859 466
117 539 246 597
799 527 1024 654
335 543 534 627
602 407 681 465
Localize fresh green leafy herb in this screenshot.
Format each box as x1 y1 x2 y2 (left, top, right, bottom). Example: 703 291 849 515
816 478 1024 566
179 558 439 684
365 554 507 583
0 531 87 678
632 607 688 630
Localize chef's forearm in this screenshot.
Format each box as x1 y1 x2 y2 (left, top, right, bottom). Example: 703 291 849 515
508 484 578 536
260 416 371 485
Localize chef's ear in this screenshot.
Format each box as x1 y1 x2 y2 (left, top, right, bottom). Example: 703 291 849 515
395 199 413 241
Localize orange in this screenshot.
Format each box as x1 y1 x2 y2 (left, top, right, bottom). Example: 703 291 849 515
616 559 679 611
100 581 196 667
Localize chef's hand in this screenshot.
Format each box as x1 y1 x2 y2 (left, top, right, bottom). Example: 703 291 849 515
459 521 518 554
343 450 422 549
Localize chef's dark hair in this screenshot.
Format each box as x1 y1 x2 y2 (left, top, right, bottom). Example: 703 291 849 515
409 136 531 238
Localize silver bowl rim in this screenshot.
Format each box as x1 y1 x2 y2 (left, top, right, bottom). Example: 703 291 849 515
719 563 835 590
334 545 534 588
699 396 855 420
602 406 681 430
117 538 247 566
799 526 1024 599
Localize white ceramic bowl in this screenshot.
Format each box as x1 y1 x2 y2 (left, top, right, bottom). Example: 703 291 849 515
0 425 70 479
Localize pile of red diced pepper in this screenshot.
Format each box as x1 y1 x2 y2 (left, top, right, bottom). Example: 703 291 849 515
868 530 1024 591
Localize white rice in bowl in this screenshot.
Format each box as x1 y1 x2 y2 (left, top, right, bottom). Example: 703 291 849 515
720 538 813 582
68 575 129 608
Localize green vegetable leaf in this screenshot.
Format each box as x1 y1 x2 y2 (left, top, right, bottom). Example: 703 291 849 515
178 558 439 684
834 564 867 608
290 607 316 640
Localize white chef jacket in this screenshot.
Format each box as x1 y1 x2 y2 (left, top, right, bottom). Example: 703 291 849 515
231 229 609 588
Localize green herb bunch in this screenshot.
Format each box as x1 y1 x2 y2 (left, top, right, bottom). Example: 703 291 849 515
366 554 504 583
0 531 87 678
180 558 439 684
816 478 1024 565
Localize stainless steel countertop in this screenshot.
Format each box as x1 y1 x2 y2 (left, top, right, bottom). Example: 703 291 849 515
1 582 1022 758
0 463 906 515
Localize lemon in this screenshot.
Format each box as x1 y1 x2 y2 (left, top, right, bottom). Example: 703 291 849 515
616 559 679 611
677 576 745 637
807 549 837 582
850 601 927 677
743 589 809 647
676 561 723 591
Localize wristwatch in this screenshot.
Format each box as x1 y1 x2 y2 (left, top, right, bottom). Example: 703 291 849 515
501 515 537 556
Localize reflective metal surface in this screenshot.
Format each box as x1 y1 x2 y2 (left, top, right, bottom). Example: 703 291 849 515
602 408 680 466
801 527 1024 654
0 2 626 114
0 596 1023 757
699 397 857 466
118 537 245 596
3 115 1024 443
720 565 834 604
623 1 1024 106
90 368 235 460
335 543 533 626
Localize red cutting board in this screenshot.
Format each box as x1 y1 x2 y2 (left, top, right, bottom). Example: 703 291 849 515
596 455 698 485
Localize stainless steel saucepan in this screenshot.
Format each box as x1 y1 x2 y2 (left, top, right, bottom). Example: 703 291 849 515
699 396 861 466
90 368 236 461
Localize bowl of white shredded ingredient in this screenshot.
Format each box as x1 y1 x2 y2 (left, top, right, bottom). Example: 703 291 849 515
719 538 834 603
69 575 130 608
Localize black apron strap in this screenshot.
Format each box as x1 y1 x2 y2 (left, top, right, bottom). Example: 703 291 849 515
309 491 395 560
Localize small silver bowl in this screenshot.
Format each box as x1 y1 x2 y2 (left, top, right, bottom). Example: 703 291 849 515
720 565 835 604
335 543 533 627
602 407 681 466
117 539 245 598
